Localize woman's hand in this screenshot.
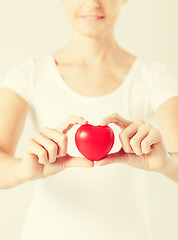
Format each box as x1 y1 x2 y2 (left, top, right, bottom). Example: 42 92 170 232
97 113 170 173
20 115 94 181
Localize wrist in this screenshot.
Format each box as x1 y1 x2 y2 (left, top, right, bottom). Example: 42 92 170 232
16 159 30 183
159 152 178 183
159 152 173 173
0 156 28 190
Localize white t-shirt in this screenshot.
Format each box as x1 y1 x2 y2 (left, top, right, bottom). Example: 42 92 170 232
1 53 178 240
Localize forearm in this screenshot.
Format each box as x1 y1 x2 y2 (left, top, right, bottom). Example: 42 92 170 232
159 152 178 184
0 151 27 190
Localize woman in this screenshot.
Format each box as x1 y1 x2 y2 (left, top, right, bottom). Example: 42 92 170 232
0 0 178 239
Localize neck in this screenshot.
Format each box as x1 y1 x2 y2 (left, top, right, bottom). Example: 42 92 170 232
62 30 123 67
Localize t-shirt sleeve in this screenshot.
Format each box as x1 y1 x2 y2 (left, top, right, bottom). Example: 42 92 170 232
151 62 178 113
0 59 34 105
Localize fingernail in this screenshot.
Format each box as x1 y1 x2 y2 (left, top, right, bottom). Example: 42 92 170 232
39 160 45 164
82 119 88 124
97 160 103 166
49 159 56 163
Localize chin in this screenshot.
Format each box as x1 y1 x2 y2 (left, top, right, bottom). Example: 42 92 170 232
76 26 108 39
82 31 103 39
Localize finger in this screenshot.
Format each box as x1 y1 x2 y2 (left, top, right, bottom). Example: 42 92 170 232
141 128 162 154
26 139 48 164
119 123 139 153
97 148 128 167
119 120 147 154
129 127 150 156
97 152 119 166
32 132 58 163
40 127 68 157
57 154 95 169
55 115 88 134
100 113 132 130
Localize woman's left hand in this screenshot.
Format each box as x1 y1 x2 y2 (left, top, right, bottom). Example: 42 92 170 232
97 113 170 173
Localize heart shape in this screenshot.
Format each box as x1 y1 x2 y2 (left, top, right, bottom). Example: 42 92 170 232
75 124 115 161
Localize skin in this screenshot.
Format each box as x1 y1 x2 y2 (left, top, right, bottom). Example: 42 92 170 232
54 0 135 98
20 115 94 181
56 0 178 182
59 0 129 66
96 113 170 173
0 0 177 188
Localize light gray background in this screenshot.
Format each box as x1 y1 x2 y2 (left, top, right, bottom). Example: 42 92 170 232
0 0 178 239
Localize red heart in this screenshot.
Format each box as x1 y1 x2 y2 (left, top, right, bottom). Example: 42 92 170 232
75 124 115 161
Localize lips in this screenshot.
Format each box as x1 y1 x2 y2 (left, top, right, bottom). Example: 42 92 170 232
81 15 104 22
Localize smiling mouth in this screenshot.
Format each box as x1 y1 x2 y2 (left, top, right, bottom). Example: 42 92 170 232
80 16 105 22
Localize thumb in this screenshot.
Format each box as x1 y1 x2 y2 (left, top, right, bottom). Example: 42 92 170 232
96 148 129 166
60 154 94 169
100 113 132 130
55 115 88 134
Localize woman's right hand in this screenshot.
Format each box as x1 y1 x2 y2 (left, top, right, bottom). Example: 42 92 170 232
20 115 94 181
